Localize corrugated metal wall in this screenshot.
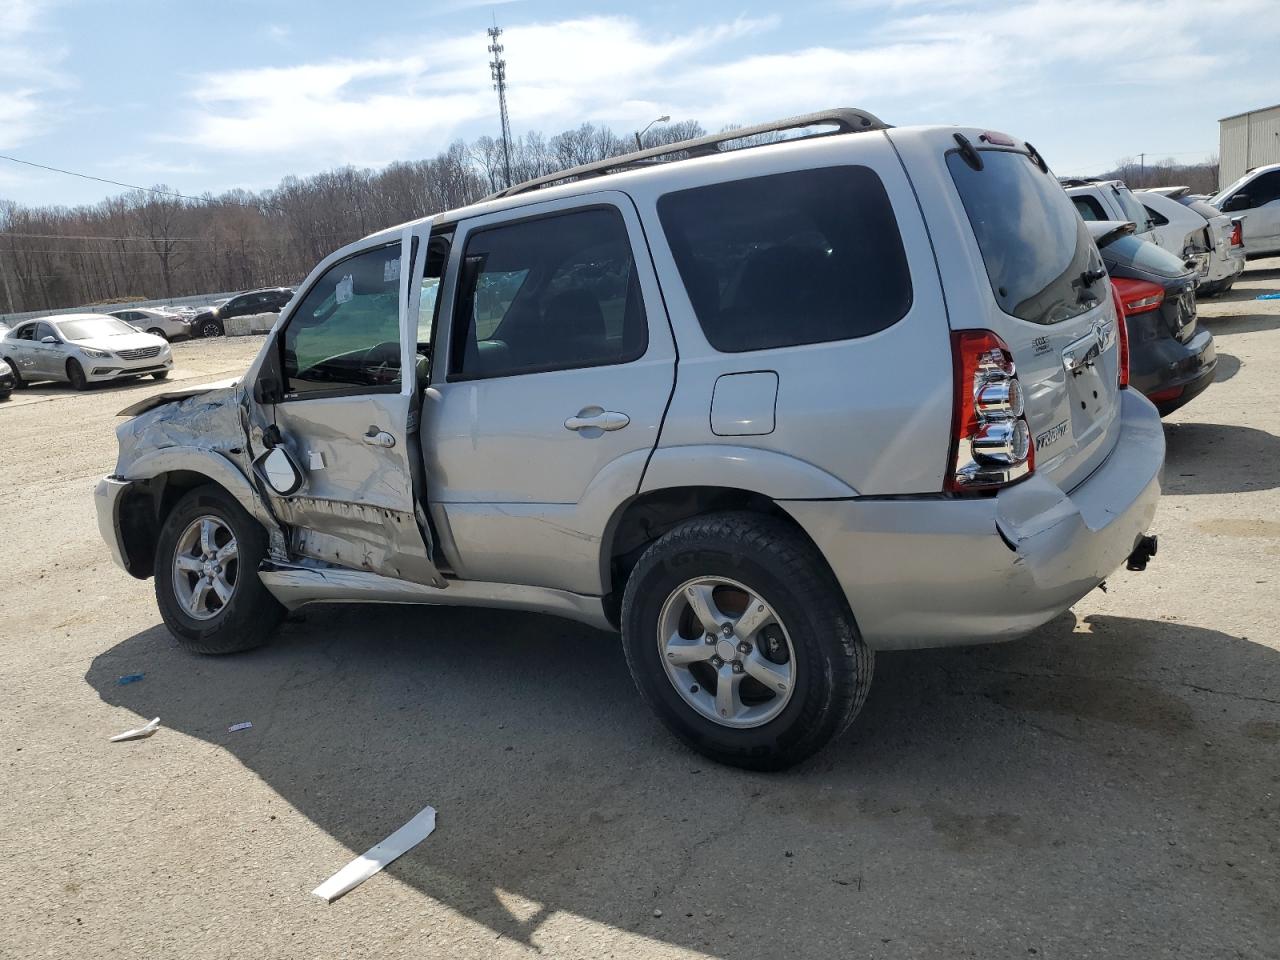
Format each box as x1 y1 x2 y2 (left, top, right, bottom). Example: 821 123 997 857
1220 105 1280 189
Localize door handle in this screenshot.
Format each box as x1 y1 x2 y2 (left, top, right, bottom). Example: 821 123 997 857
363 427 397 448
564 410 630 432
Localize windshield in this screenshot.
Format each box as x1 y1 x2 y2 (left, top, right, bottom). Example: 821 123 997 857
1111 185 1152 233
1210 174 1251 208
948 148 1102 325
55 317 141 340
1099 234 1190 280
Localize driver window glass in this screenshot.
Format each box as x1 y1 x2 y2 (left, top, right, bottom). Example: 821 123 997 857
282 243 403 394
36 322 56 341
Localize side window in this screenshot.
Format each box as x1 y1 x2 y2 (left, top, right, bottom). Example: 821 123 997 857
657 166 912 353
417 236 451 345
449 207 646 380
1245 171 1280 206
281 243 403 395
35 322 56 341
16 324 36 341
1143 203 1169 227
1072 195 1107 221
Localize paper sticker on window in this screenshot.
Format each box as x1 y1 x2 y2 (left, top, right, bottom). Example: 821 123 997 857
384 257 401 283
335 274 353 305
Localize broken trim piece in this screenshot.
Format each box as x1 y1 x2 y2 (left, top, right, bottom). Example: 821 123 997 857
312 805 437 903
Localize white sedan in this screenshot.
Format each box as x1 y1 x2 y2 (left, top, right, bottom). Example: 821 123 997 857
1 313 172 390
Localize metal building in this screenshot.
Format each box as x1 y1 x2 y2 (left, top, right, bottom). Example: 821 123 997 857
1219 103 1280 189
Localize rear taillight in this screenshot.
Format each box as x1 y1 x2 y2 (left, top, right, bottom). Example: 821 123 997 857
1229 219 1243 247
1111 285 1130 389
1112 277 1164 315
947 330 1033 492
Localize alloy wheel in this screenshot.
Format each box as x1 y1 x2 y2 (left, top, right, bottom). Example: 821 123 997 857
171 515 239 621
656 576 796 728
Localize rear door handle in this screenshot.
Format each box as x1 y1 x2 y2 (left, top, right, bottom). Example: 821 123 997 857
363 428 396 448
564 410 630 432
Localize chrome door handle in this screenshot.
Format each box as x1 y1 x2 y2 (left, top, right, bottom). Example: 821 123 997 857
363 428 396 448
564 410 630 432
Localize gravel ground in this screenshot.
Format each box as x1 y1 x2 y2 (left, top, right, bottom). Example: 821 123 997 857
1 267 1278 960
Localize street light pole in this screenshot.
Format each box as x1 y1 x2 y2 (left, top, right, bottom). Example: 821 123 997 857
635 115 670 151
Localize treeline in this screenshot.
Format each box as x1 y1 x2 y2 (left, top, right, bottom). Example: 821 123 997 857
0 120 707 315
1093 157 1221 195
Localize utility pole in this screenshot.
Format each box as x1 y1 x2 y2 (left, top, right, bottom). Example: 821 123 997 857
1138 152 1145 185
487 19 513 187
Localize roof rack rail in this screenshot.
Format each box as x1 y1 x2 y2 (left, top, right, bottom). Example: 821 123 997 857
484 107 888 200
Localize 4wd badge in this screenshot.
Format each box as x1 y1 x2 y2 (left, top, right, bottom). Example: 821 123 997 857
1035 419 1069 452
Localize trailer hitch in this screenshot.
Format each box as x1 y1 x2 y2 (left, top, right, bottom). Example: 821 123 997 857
1126 534 1158 572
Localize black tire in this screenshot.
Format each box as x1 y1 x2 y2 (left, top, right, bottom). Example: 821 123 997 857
621 511 873 771
146 328 169 340
152 370 170 380
197 318 224 339
154 484 284 654
66 359 89 391
2 358 24 389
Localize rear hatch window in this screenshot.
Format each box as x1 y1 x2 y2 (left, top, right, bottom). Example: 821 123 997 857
947 150 1102 326
944 143 1120 493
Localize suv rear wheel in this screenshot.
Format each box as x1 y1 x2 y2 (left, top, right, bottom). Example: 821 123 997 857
621 512 873 770
154 484 283 654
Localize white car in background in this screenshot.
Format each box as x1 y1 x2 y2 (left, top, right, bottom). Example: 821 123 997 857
1064 178 1160 240
1211 161 1280 257
2 313 172 390
1136 188 1246 295
108 307 193 341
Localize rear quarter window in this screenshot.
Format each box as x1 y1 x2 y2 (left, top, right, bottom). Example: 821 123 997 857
948 149 1101 326
656 166 912 353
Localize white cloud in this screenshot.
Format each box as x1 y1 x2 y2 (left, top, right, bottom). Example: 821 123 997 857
171 3 1265 171
0 0 71 150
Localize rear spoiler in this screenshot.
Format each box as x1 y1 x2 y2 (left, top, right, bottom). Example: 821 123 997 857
1085 219 1137 249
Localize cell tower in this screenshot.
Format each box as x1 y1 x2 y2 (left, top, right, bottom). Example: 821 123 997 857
487 20 513 186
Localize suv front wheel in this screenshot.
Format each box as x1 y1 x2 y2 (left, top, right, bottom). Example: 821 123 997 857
154 485 284 654
621 512 873 770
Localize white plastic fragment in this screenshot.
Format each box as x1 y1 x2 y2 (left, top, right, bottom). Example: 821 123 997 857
311 805 437 903
109 717 160 742
227 721 253 733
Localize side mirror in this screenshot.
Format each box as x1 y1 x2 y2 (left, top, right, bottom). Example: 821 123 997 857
254 445 305 496
41 335 58 344
1224 193 1251 212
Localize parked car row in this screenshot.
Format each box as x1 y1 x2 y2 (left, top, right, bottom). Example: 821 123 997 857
1063 178 1246 295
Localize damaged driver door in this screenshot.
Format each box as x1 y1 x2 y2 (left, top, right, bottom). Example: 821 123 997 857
252 221 444 587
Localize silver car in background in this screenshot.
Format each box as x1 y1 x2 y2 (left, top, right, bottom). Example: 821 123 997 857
2 313 172 390
108 308 193 342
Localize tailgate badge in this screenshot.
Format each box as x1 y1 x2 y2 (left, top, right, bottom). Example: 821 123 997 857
1035 420 1069 452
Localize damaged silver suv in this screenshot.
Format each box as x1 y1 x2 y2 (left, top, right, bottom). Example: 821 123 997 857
96 109 1165 769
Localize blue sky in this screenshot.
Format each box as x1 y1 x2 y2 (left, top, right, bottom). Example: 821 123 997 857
1 0 1276 207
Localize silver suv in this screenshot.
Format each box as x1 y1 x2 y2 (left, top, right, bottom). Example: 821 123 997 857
95 109 1164 769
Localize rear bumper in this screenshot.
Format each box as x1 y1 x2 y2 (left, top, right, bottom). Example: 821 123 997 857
783 389 1164 651
1133 327 1216 415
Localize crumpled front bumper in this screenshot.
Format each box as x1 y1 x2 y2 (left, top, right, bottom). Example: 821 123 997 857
782 389 1165 651
95 476 135 573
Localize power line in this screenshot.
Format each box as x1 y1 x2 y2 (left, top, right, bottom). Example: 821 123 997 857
0 153 256 206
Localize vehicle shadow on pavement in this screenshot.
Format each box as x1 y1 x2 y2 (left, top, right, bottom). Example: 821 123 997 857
1163 421 1280 495
86 604 1280 956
